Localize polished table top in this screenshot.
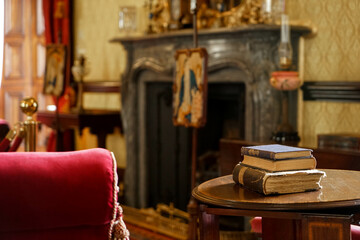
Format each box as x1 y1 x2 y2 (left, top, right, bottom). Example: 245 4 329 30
193 169 360 211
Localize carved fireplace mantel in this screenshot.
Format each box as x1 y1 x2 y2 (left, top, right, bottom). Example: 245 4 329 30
111 24 311 208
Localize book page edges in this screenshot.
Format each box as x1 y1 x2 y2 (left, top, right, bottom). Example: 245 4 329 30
263 171 326 195
233 163 326 195
241 156 317 172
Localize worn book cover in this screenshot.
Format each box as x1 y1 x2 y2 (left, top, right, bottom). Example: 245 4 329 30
241 144 313 160
242 155 317 172
232 163 325 195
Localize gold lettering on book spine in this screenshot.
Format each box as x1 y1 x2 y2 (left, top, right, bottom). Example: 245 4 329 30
238 166 247 185
248 149 260 156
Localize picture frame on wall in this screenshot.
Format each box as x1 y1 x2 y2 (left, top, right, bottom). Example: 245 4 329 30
43 44 66 97
173 48 208 128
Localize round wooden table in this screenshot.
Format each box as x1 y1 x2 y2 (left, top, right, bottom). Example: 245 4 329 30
192 169 360 240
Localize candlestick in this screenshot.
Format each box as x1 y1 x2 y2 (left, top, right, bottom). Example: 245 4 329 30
278 14 292 69
190 0 196 12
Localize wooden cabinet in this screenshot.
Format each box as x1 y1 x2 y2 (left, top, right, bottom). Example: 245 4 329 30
219 138 360 176
318 133 360 151
1 0 47 125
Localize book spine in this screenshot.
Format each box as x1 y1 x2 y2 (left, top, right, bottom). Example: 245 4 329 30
232 163 266 194
232 163 241 183
241 148 276 160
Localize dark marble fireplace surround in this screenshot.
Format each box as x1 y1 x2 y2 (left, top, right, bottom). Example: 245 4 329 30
111 25 310 209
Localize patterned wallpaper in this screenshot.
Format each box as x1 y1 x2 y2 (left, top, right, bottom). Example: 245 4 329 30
73 0 146 81
73 0 145 167
288 0 360 147
74 0 360 149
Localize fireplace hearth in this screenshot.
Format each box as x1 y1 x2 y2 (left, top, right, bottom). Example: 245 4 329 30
111 25 310 209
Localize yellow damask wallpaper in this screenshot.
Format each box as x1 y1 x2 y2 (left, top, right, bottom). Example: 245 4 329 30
73 0 145 81
288 0 360 147
73 0 145 167
74 0 360 152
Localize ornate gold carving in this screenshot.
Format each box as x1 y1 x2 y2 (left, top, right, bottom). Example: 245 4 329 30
197 0 265 29
148 0 272 32
148 0 171 33
147 0 318 32
221 0 265 27
197 3 222 29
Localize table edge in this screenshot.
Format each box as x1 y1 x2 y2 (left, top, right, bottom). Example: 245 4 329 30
192 171 360 211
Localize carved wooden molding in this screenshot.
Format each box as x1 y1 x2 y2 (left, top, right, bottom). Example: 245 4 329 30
301 82 360 102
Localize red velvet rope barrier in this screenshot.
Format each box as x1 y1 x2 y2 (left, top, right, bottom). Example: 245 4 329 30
9 127 25 152
0 129 16 152
0 138 11 152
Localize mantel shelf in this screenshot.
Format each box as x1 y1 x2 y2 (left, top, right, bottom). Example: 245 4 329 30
110 24 312 44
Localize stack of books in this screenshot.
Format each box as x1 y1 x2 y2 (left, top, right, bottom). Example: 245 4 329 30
232 144 326 195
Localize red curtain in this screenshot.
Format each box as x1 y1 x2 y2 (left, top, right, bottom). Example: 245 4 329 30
43 0 74 151
43 0 73 112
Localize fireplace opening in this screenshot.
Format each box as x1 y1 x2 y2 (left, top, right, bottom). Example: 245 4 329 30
145 81 246 211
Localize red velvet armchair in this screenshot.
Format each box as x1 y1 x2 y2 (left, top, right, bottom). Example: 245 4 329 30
0 148 129 239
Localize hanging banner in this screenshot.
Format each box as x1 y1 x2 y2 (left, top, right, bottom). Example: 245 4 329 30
173 48 208 128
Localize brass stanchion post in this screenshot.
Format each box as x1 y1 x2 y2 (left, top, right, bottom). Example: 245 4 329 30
20 97 39 152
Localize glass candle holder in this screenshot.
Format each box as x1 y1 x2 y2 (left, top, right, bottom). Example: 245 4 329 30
119 6 137 34
261 0 273 23
278 14 292 69
272 0 285 23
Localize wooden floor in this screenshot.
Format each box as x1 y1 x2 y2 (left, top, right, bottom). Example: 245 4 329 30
126 223 177 240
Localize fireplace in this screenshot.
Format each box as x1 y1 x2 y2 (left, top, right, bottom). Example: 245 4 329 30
111 25 310 209
145 81 245 210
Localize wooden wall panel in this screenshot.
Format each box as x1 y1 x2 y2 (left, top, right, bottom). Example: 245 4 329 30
4 42 24 79
4 90 25 124
35 0 45 36
1 0 46 124
4 0 24 35
36 43 45 79
32 0 46 110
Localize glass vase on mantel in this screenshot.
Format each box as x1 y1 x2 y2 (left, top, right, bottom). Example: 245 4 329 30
272 0 286 23
118 6 137 35
261 0 285 24
278 14 292 69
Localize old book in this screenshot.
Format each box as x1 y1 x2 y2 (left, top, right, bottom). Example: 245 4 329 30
241 144 312 160
242 155 317 172
232 163 326 195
